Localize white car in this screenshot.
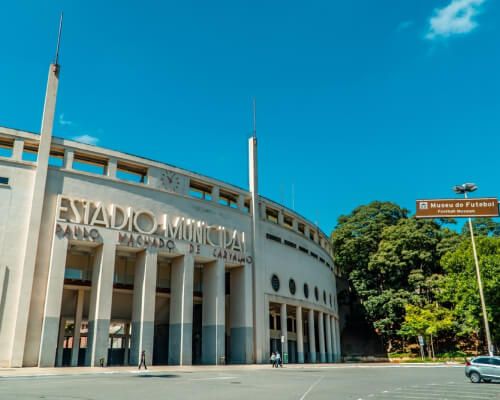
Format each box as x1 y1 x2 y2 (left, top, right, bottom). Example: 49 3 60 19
465 356 500 383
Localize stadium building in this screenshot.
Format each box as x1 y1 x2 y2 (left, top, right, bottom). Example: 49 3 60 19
0 58 340 368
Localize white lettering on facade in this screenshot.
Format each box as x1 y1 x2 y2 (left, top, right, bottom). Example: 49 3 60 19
56 195 246 251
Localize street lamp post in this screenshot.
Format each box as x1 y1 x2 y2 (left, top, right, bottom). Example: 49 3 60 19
453 183 494 356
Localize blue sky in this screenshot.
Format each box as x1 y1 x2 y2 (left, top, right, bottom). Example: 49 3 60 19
1 0 499 233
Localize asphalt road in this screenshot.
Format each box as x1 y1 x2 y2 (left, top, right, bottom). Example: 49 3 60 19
0 365 498 400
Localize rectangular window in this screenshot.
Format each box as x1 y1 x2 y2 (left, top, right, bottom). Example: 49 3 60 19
266 233 282 243
243 200 250 214
73 153 108 176
266 208 279 224
117 161 147 183
283 215 293 229
299 246 308 254
309 230 316 241
49 148 64 167
219 190 238 209
310 252 318 259
0 138 13 158
189 181 212 200
298 223 305 234
320 257 325 264
0 176 9 185
22 151 37 162
284 240 297 249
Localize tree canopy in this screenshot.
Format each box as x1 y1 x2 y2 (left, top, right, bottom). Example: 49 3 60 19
331 201 499 356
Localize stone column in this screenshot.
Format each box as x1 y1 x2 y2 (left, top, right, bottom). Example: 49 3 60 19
123 323 130 365
296 306 304 364
12 139 24 160
325 313 333 363
63 149 74 169
229 264 253 363
38 232 69 367
168 253 194 365
211 186 220 203
56 318 66 366
202 259 225 365
308 309 316 363
318 311 326 363
335 317 341 362
106 158 117 178
130 249 158 366
70 289 85 366
329 316 335 362
85 239 116 366
280 303 288 359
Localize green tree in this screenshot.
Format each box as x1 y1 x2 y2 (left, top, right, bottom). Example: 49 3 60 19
399 303 454 358
461 218 500 237
439 237 500 352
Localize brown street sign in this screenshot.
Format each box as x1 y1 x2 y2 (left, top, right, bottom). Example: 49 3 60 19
416 198 499 218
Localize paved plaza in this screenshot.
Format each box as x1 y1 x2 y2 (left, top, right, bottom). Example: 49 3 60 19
0 364 498 400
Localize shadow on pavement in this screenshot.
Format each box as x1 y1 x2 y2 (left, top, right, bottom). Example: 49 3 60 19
135 374 179 379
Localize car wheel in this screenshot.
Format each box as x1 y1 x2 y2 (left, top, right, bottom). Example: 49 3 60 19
470 372 481 383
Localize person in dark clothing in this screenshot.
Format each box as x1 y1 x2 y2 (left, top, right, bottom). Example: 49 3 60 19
138 350 147 370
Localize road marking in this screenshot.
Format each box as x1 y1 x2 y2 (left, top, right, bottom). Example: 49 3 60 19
189 376 237 381
299 376 324 400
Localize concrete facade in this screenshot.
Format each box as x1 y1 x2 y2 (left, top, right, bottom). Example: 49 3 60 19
0 67 339 369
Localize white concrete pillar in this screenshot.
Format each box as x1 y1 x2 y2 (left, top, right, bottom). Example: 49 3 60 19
229 264 254 363
318 311 326 363
56 318 66 366
280 303 288 360
123 323 130 365
211 186 220 203
308 309 316 363
71 289 85 366
12 139 24 160
168 253 194 365
64 149 74 169
11 64 60 367
296 306 304 364
331 315 339 362
335 317 341 362
38 232 69 367
325 313 333 363
85 239 116 367
106 158 117 178
130 249 158 366
237 195 245 212
278 211 284 225
202 259 225 365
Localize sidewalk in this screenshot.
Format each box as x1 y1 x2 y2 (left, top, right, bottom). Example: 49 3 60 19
0 362 461 378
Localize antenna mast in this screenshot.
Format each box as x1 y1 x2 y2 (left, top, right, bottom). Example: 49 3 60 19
252 98 256 138
54 12 64 65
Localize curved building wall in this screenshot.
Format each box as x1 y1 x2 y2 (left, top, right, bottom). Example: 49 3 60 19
0 126 339 367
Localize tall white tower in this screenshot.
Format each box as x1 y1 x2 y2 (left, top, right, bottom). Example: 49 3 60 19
10 15 62 367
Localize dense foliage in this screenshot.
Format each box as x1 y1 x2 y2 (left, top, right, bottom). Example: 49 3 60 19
331 202 499 356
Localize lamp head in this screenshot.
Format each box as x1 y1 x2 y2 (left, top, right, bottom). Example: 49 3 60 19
453 183 478 194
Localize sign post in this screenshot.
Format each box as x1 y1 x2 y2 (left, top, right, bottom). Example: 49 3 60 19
418 335 425 361
416 198 499 219
416 193 498 356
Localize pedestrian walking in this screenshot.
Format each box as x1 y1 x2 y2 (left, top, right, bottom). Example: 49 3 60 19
270 352 276 367
138 350 147 370
275 351 281 368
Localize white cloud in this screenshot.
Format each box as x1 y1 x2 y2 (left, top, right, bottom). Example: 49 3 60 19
426 0 485 40
72 134 99 146
58 113 73 126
